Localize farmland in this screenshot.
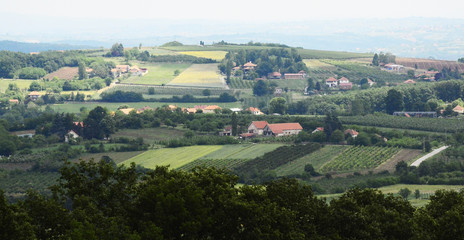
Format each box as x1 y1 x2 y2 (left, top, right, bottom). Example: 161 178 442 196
303 59 338 70
168 63 224 88
297 49 373 59
319 146 400 173
119 145 223 169
396 58 464 72
75 151 146 164
178 51 227 61
106 84 233 96
44 67 78 80
229 78 254 89
199 143 285 160
120 62 191 85
112 127 186 144
275 145 348 176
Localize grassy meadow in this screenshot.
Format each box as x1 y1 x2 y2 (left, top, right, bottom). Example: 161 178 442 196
0 79 37 92
112 127 186 143
178 51 227 61
200 144 285 160
168 63 224 88
120 62 191 85
120 145 223 169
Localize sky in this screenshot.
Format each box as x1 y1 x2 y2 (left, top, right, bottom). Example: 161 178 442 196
2 0 464 21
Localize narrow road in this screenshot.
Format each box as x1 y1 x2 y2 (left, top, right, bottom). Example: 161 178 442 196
410 146 449 167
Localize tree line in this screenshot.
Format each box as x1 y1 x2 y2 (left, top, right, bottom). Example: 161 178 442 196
1 159 464 240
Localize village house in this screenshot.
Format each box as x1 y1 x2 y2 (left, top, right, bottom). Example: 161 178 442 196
65 130 79 143
312 127 324 134
230 108 242 113
219 126 233 136
284 71 307 80
263 123 303 137
115 65 130 73
12 130 35 138
28 91 41 101
404 79 416 84
274 87 283 96
246 107 264 115
338 77 353 90
119 108 135 115
243 61 257 71
248 121 268 135
344 129 359 138
203 105 222 113
268 72 282 79
129 66 148 76
325 77 338 88
384 64 404 72
453 105 464 114
367 78 375 86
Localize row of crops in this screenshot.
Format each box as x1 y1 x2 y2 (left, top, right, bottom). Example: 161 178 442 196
320 146 400 172
107 85 233 96
229 78 254 89
178 158 251 171
340 115 464 133
0 172 60 196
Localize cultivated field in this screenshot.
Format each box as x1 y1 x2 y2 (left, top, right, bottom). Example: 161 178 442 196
275 145 348 176
303 59 337 70
320 146 401 173
178 51 227 61
120 62 191 85
168 63 224 88
140 47 179 55
120 145 223 169
297 49 373 59
200 144 285 160
44 67 78 80
0 79 37 92
396 58 464 72
47 101 241 113
106 84 233 96
75 151 145 164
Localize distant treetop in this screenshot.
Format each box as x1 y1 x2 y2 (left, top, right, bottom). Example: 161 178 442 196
161 41 184 47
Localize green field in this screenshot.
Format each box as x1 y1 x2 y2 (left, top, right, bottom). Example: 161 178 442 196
75 151 146 164
0 79 38 93
168 64 224 88
303 59 337 70
120 145 223 169
200 144 285 159
269 78 308 90
47 101 242 113
276 145 348 176
178 51 227 61
297 49 373 59
120 62 191 85
112 127 186 143
320 146 400 173
105 84 233 96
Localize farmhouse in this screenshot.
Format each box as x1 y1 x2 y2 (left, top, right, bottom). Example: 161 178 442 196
312 127 324 134
338 77 353 90
367 78 375 86
248 121 268 135
325 77 338 88
203 105 222 113
246 107 264 115
268 72 282 79
28 91 41 101
219 126 233 136
65 130 79 143
404 79 416 84
137 106 154 113
115 65 130 73
263 123 303 137
284 71 307 80
384 64 404 71
243 61 257 71
344 129 359 138
129 66 148 76
453 105 464 114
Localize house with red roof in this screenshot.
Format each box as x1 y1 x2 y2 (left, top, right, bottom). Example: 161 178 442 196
28 91 41 101
268 72 282 79
243 61 257 71
326 77 338 88
248 121 269 135
312 127 324 134
9 99 19 104
453 105 464 114
247 107 264 115
263 123 303 137
204 105 222 113
284 71 307 80
344 129 359 138
404 79 416 84
339 77 353 90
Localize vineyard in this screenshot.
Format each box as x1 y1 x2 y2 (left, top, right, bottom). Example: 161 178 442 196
275 145 348 176
229 78 254 89
319 146 400 173
321 60 408 83
340 115 464 133
178 158 251 171
297 49 372 59
396 58 464 73
0 172 60 197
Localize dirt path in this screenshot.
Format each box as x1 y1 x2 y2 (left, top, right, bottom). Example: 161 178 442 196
374 149 422 173
410 146 449 167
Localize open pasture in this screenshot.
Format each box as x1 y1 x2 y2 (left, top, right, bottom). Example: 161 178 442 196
178 51 227 61
0 79 37 92
121 62 191 85
168 63 224 88
119 145 223 169
112 127 186 143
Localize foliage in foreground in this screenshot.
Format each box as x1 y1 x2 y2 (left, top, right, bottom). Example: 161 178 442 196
1 160 464 239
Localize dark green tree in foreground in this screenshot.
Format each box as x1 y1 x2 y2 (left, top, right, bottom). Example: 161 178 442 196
372 53 379 66
253 79 269 96
385 89 404 114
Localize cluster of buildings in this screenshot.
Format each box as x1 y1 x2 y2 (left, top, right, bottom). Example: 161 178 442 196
117 105 265 115
239 121 303 138
232 61 308 80
109 65 148 78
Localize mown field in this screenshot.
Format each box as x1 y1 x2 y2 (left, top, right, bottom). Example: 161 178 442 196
200 144 284 160
168 63 224 88
178 51 227 61
120 62 191 85
112 127 186 143
276 145 348 176
46 101 242 113
0 79 37 92
119 145 223 169
303 59 338 70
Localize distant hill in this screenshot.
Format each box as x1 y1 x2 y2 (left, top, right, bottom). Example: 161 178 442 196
0 40 96 53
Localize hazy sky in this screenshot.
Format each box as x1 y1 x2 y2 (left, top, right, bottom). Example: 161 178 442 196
3 0 464 21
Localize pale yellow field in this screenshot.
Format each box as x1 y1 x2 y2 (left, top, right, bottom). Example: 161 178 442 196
0 79 38 92
303 59 337 70
178 51 227 61
168 63 224 88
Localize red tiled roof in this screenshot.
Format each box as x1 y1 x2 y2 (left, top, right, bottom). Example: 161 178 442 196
339 77 349 82
205 105 221 110
453 105 464 111
344 129 359 136
269 72 281 77
251 121 268 129
243 61 257 67
404 79 416 84
267 123 303 134
73 121 83 127
326 77 337 82
28 91 41 96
